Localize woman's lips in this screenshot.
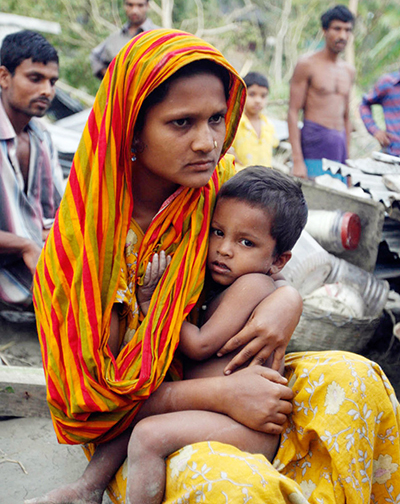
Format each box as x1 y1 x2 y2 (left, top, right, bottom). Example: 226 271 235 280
187 159 215 171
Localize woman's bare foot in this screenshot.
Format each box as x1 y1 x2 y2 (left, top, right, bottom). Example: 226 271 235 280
24 478 104 504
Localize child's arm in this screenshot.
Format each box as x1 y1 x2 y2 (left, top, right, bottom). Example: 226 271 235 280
270 271 287 289
179 273 276 361
137 259 277 363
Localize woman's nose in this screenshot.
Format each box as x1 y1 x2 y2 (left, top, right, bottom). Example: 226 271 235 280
191 124 214 153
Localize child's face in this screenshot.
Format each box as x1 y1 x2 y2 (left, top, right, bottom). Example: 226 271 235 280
207 198 288 286
245 84 269 117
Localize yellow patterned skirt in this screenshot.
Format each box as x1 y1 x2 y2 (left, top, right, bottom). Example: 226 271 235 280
86 351 400 503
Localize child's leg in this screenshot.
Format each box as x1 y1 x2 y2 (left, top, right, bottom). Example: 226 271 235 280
127 410 279 504
24 428 131 504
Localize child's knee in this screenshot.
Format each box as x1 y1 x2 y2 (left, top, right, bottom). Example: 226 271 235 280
128 417 162 460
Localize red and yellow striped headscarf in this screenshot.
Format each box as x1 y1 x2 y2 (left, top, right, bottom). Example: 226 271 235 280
33 29 246 444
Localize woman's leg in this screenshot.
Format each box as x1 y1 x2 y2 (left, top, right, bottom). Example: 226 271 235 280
275 351 400 503
127 410 280 504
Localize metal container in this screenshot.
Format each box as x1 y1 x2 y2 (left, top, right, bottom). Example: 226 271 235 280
305 209 361 253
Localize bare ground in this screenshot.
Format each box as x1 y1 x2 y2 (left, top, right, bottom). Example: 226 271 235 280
0 314 112 504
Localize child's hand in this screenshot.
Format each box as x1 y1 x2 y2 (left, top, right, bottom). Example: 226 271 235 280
137 251 171 315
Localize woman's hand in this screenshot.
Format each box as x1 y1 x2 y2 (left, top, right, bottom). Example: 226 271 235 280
217 285 302 374
134 365 293 435
137 251 171 315
220 365 293 434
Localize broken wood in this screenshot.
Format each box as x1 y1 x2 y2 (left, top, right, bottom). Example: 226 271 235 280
0 366 50 418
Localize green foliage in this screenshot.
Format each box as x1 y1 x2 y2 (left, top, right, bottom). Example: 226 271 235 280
2 0 399 102
356 0 400 90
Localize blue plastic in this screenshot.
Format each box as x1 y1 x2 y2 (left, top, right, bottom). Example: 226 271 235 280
304 159 347 183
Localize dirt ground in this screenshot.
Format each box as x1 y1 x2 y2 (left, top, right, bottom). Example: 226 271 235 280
0 314 113 504
1 310 399 504
1 416 98 504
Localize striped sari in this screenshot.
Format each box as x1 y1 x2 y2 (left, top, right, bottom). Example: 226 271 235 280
33 29 245 444
34 29 400 503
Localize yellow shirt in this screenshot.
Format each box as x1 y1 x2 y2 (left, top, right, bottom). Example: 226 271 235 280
231 112 279 170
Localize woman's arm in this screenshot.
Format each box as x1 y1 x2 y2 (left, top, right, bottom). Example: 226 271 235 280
180 273 276 361
217 283 302 374
135 364 293 435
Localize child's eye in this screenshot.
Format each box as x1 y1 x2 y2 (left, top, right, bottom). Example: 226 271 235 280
211 227 223 237
240 239 254 247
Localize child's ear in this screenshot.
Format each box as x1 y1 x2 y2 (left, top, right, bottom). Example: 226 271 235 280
268 251 292 275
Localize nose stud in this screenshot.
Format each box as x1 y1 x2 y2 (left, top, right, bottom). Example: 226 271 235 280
214 140 218 149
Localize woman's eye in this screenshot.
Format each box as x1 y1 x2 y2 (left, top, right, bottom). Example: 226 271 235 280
240 239 254 247
210 113 224 124
172 118 189 127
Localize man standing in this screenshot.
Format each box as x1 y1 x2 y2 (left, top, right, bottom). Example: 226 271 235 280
0 30 64 310
359 70 400 157
90 0 158 80
288 5 355 178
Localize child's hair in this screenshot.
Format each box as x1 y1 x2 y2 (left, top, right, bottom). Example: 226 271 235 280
243 72 269 91
0 30 59 75
217 166 308 257
320 5 355 30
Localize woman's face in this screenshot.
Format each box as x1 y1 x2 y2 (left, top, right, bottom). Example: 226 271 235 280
135 72 228 191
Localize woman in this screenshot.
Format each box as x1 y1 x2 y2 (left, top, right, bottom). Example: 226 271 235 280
30 30 400 504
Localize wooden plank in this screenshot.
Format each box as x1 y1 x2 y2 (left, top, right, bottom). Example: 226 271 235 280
0 366 50 418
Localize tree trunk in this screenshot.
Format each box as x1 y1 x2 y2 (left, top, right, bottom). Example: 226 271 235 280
156 0 173 28
345 0 358 67
273 0 292 85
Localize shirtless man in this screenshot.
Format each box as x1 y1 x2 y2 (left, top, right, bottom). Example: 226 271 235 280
288 5 355 178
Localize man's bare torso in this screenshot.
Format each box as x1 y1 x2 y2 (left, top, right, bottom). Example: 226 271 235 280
301 51 354 131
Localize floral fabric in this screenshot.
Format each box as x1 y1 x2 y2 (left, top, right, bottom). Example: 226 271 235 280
96 351 400 503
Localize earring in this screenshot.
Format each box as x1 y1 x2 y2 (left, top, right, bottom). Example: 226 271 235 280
214 140 218 149
131 147 137 163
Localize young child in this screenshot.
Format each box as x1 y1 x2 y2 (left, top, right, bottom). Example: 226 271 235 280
130 166 308 503
230 72 279 170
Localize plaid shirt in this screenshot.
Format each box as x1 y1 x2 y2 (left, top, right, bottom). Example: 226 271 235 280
359 70 400 156
0 98 64 305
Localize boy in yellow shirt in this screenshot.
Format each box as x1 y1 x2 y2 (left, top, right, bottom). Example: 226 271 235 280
231 72 279 170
